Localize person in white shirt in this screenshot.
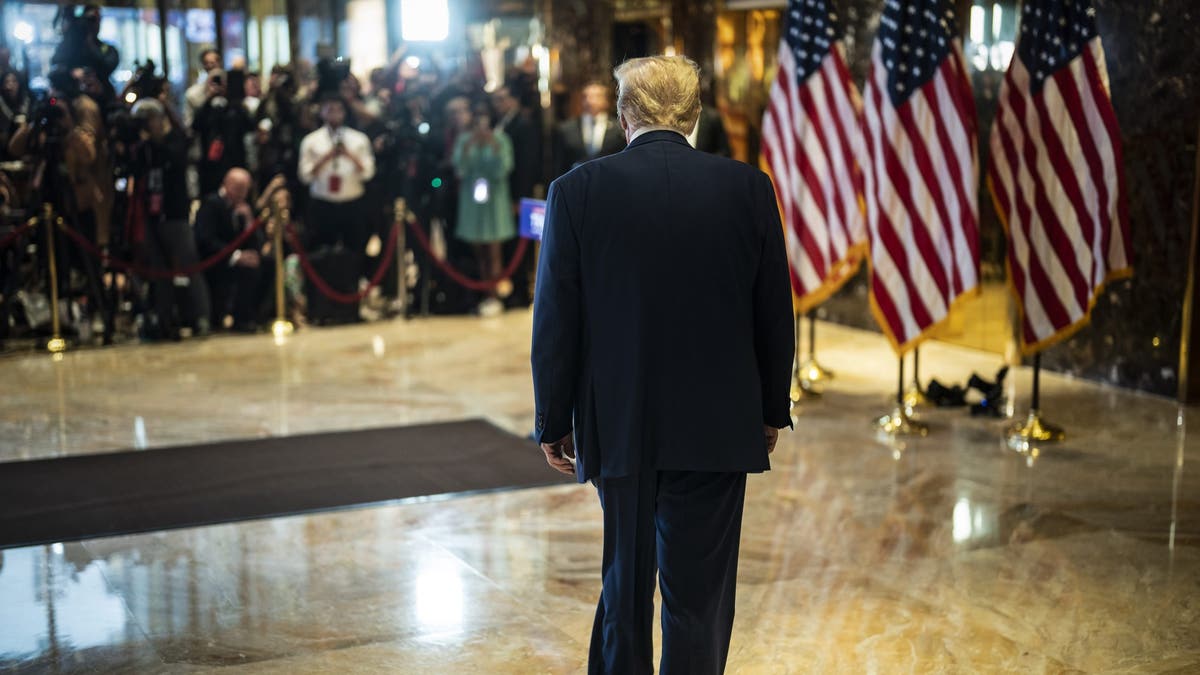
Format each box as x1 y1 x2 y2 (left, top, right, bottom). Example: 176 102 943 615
184 48 221 126
297 94 376 273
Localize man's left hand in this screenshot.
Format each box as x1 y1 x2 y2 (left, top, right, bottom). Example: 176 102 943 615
541 433 575 476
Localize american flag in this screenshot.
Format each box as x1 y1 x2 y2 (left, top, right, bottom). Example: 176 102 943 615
862 0 980 353
760 0 868 312
988 0 1131 354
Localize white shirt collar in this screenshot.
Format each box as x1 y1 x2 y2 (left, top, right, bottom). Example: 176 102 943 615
629 125 685 142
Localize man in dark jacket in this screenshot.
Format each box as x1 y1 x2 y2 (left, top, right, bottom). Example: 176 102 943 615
551 81 626 179
193 168 270 331
531 56 794 675
192 70 253 197
131 99 211 337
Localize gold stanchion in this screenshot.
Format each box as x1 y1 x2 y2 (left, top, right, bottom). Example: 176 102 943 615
1006 353 1064 451
791 313 819 404
43 204 67 355
798 309 833 388
902 347 930 411
875 356 928 437
394 197 407 315
270 205 293 343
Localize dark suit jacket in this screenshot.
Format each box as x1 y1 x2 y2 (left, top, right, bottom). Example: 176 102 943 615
193 194 264 261
552 115 626 180
499 110 542 200
693 106 731 157
532 130 795 482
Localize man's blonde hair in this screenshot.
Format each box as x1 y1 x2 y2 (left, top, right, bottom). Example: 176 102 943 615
613 56 702 135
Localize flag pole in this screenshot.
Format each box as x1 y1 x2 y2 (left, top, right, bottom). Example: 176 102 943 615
798 309 834 388
790 312 820 404
875 356 929 437
903 347 929 409
1006 352 1064 451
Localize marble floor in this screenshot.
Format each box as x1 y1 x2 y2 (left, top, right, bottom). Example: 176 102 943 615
0 310 1197 673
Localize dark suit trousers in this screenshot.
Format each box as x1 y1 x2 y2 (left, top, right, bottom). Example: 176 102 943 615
590 470 747 675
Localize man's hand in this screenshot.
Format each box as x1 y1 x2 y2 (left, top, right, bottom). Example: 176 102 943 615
234 202 254 223
541 433 576 476
235 249 261 268
764 425 780 455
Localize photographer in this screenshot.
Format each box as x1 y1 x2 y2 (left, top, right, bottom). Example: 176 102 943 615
192 69 253 197
50 4 119 107
193 168 275 332
254 65 301 194
0 70 30 161
129 98 211 339
8 72 112 340
298 94 375 265
184 48 222 126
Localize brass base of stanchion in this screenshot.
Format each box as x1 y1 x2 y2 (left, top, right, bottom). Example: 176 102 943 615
874 405 929 437
790 364 821 404
271 320 294 344
46 337 67 354
798 358 834 387
1005 410 1065 452
902 384 929 410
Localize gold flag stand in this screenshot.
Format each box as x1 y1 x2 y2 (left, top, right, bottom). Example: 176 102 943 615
797 309 834 388
790 313 819 403
902 347 930 410
876 355 929 437
1006 353 1064 451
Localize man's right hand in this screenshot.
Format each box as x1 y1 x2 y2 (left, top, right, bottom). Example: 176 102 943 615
540 433 576 476
764 425 780 454
235 249 261 268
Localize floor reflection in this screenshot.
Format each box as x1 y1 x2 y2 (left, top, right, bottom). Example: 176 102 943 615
0 311 1196 671
0 544 142 669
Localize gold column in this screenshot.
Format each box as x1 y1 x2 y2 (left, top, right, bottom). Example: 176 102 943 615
43 205 66 355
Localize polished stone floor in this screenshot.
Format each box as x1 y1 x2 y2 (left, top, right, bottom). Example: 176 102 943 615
1 310 1197 673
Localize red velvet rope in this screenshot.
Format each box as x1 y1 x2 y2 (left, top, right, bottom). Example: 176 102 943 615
404 216 530 292
56 217 267 280
0 219 37 251
286 221 400 304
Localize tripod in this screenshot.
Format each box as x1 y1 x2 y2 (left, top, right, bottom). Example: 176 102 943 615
31 120 115 346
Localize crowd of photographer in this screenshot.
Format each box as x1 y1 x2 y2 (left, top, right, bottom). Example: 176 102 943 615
0 4 734 350
0 4 569 349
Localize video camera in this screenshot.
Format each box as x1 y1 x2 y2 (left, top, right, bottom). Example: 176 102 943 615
316 57 352 97
125 60 167 103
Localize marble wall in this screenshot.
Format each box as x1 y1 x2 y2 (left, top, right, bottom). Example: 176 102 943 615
816 0 1200 398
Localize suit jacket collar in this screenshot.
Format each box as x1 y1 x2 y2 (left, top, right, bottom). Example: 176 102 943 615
626 129 689 150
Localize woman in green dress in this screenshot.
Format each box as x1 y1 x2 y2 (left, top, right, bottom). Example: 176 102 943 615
452 101 515 315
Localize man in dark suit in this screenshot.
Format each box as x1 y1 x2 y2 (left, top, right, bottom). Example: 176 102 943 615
689 105 732 157
551 81 626 179
194 168 272 331
531 56 794 674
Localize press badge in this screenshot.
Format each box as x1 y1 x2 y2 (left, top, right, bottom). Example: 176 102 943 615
472 178 489 204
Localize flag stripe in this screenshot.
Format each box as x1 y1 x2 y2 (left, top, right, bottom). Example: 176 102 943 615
762 1 868 310
987 3 1131 354
993 88 1062 341
931 73 978 294
865 65 941 333
862 26 978 351
1081 42 1130 268
1007 65 1089 320
1048 68 1107 286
